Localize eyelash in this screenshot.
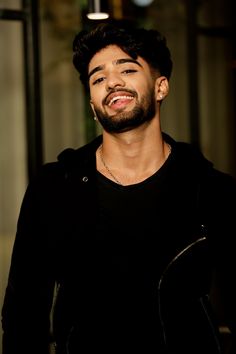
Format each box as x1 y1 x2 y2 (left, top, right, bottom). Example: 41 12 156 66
92 69 137 85
93 77 104 85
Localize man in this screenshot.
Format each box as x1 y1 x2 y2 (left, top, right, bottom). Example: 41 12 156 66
2 22 236 354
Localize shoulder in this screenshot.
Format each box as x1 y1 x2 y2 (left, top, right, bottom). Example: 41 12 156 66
57 135 102 166
164 132 236 198
164 132 212 167
31 135 103 183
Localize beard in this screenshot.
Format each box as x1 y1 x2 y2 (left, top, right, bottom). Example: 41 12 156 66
93 90 156 134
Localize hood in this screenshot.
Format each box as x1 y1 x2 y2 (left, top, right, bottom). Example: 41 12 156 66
57 132 214 179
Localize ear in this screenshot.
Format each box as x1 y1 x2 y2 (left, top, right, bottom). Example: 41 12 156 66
90 99 95 112
155 76 169 102
90 100 98 121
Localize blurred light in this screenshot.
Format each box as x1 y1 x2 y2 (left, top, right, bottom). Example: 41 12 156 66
87 0 109 20
132 0 154 6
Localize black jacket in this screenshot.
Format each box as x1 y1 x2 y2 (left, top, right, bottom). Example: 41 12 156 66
2 134 236 354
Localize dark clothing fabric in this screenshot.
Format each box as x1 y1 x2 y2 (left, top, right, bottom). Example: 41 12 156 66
1 133 236 354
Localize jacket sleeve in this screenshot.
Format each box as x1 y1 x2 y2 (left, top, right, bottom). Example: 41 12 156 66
206 171 236 354
1 164 62 354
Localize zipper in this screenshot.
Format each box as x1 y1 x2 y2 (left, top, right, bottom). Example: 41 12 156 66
50 282 61 353
157 236 207 346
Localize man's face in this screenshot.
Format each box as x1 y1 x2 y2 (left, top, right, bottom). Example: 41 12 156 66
88 45 158 133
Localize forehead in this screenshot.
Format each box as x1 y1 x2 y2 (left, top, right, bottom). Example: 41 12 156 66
88 44 145 72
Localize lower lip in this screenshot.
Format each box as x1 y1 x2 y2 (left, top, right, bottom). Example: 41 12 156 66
109 98 134 110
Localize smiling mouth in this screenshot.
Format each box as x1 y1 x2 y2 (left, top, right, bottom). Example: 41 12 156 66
108 95 134 107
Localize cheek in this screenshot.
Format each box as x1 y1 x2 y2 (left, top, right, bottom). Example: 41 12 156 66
135 75 153 91
90 87 104 105
90 95 105 114
135 82 151 99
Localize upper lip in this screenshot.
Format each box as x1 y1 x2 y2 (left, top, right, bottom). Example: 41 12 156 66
103 90 136 106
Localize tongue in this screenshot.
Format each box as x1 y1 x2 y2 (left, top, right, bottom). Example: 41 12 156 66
111 98 132 110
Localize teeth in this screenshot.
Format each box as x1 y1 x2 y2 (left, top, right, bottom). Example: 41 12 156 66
108 95 133 106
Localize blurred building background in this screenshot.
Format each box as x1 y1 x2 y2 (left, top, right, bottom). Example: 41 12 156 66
0 0 235 352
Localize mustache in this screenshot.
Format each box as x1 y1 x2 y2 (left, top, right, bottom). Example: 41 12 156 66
102 88 137 105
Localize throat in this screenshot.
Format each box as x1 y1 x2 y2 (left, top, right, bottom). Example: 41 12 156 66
98 143 172 186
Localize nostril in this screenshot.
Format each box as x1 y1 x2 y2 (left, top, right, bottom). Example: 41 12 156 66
106 80 125 91
106 74 125 88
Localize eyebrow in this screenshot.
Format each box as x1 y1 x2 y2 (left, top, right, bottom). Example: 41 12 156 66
88 58 142 79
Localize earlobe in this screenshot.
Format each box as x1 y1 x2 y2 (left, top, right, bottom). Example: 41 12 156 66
90 100 95 113
90 101 98 121
155 76 169 101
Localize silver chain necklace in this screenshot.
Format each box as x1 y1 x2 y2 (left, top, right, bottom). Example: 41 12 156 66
99 143 172 186
99 145 122 185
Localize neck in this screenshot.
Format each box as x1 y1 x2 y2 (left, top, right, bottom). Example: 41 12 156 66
97 139 171 186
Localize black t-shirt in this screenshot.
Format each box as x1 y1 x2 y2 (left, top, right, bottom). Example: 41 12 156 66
90 150 177 352
66 146 206 353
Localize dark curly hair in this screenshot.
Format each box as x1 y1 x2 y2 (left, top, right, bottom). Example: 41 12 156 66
73 22 173 90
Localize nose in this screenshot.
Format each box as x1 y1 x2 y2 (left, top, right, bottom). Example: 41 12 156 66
105 72 125 91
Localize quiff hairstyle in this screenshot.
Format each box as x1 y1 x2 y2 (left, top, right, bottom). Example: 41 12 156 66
72 22 173 90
